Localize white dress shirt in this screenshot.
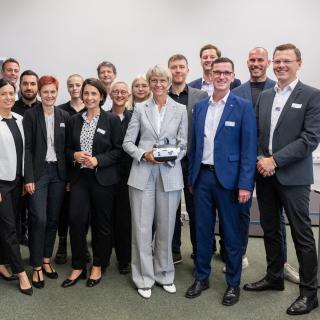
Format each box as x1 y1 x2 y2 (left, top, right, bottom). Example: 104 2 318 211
201 78 214 97
101 95 113 111
153 99 168 135
202 91 230 165
268 78 299 154
45 114 57 162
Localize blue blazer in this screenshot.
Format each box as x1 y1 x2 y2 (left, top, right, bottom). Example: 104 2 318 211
189 77 241 90
232 78 275 103
189 92 257 191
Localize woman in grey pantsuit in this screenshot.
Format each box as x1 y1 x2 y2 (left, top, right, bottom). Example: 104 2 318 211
123 65 187 299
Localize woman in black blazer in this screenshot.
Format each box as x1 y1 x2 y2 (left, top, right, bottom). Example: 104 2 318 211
61 78 123 288
23 75 69 289
0 79 32 295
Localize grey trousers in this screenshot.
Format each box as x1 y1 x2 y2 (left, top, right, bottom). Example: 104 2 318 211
129 165 181 289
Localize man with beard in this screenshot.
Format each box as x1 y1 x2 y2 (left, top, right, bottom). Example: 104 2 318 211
12 70 40 246
167 54 207 264
232 47 299 284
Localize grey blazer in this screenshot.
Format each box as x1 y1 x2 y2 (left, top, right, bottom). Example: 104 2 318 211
123 96 188 192
256 81 320 186
186 86 208 152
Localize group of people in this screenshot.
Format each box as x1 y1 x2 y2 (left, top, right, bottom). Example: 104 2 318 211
0 42 319 316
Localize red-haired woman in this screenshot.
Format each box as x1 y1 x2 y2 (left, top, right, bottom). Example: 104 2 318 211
23 75 69 289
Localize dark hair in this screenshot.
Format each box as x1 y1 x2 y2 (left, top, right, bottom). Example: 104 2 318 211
1 58 20 72
0 78 16 92
211 57 234 71
20 70 39 82
97 61 117 75
81 78 106 107
168 54 188 67
273 43 301 61
200 44 221 58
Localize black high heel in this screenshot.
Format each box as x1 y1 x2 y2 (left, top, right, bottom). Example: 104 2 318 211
42 262 58 279
19 284 33 296
61 269 87 288
32 268 45 289
0 272 18 281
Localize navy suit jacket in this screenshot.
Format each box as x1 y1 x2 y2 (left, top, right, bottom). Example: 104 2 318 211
232 78 275 103
189 92 257 191
189 77 241 91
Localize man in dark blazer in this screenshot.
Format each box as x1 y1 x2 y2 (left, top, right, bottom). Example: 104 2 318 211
168 54 208 264
185 57 257 306
243 44 320 316
189 44 241 95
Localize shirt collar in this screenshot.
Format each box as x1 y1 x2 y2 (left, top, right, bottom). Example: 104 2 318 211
82 111 100 123
209 90 230 105
202 77 212 85
168 84 188 95
274 78 299 94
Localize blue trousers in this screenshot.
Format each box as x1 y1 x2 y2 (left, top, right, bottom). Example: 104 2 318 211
194 167 242 287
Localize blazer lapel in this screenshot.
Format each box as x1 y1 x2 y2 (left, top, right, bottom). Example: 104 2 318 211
38 105 47 144
54 108 60 151
275 81 303 130
198 99 210 150
144 100 159 138
215 95 235 137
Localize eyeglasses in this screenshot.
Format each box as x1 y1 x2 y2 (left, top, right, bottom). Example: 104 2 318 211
111 90 128 96
273 60 298 65
150 79 168 85
212 71 234 77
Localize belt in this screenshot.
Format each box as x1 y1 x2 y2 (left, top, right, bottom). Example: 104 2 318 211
201 163 215 171
45 161 57 165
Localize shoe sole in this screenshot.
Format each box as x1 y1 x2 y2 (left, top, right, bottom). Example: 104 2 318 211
222 298 239 306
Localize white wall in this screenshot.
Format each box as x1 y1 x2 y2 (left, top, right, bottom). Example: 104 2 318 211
1 0 320 103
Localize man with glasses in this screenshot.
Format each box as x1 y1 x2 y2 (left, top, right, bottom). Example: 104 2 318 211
244 44 320 316
185 58 257 306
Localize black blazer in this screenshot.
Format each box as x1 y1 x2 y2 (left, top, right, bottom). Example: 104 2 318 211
66 110 124 186
23 104 70 183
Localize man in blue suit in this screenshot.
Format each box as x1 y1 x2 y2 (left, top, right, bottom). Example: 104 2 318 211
185 57 257 306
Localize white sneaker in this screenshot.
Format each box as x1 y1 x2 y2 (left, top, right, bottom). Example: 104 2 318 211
284 263 300 284
138 288 152 299
222 256 249 273
163 284 176 294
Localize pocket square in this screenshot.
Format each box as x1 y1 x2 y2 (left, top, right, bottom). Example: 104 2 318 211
97 128 106 134
291 103 302 109
225 121 235 127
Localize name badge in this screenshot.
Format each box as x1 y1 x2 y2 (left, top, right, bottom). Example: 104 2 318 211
291 103 302 109
97 128 106 134
60 122 65 127
225 121 235 127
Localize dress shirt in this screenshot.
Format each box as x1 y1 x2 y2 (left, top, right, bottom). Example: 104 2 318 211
268 78 299 154
202 91 230 165
101 95 113 111
153 99 168 135
201 78 214 97
45 114 57 162
12 98 39 116
80 112 100 168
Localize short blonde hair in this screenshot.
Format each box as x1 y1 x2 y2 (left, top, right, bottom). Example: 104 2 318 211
146 65 172 85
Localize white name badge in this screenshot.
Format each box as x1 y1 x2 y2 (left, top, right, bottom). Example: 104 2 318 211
291 103 302 109
97 128 106 134
225 121 235 127
60 122 65 127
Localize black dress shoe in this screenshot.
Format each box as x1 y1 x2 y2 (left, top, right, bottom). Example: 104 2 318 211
243 276 284 291
86 277 101 287
19 285 33 296
118 264 131 275
286 295 318 315
222 286 240 306
185 279 209 298
0 272 18 281
32 269 45 289
42 263 58 279
61 269 87 288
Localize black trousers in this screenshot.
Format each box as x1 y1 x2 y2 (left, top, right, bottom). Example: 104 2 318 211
256 175 318 297
0 177 25 274
69 169 114 269
110 179 131 266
